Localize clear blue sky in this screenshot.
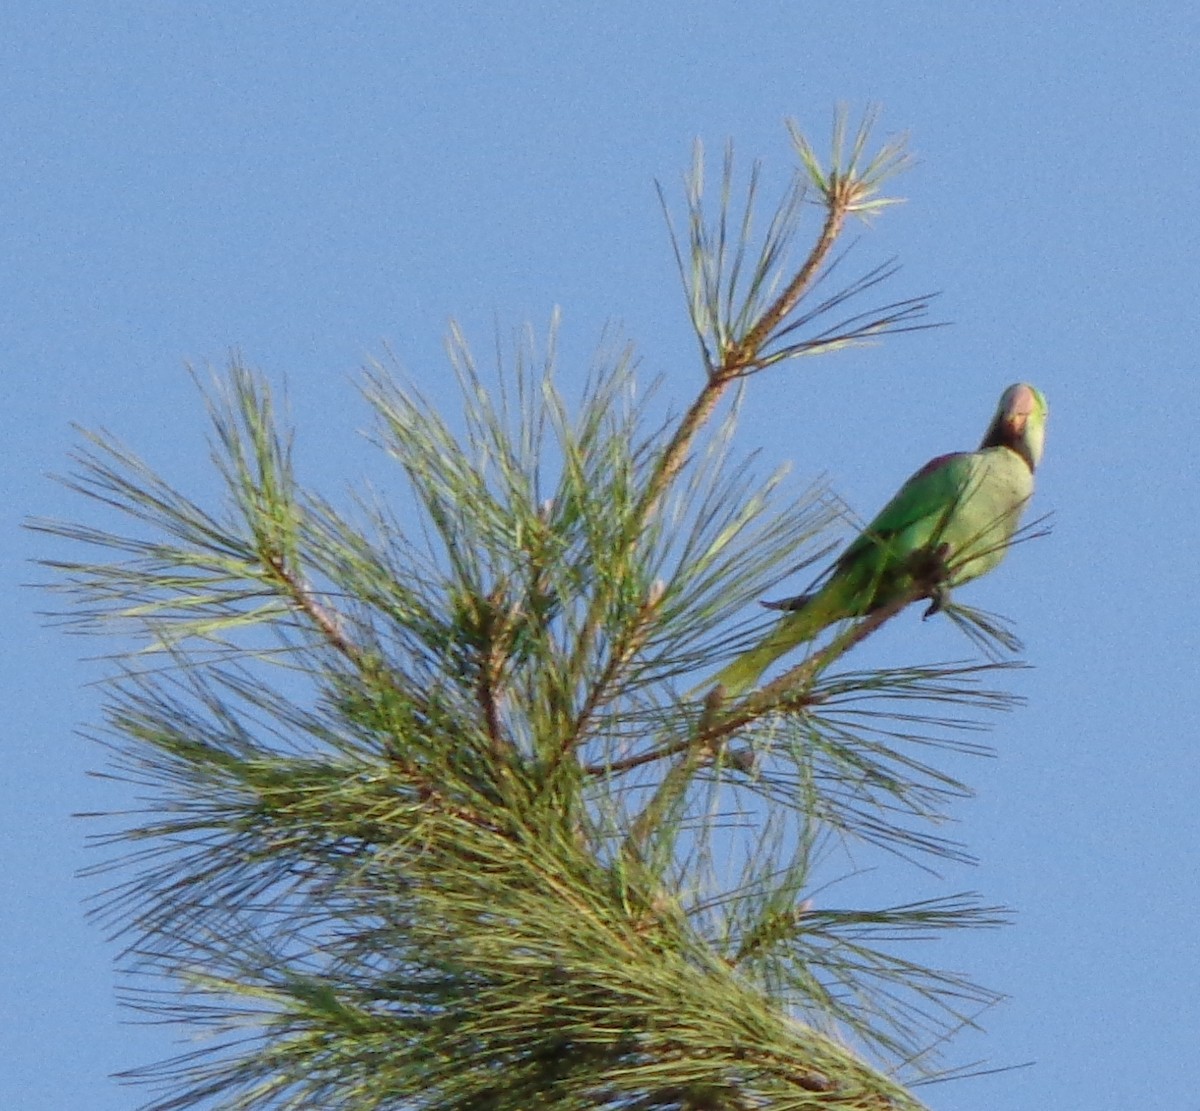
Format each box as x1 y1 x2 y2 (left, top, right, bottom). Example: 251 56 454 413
5 3 1198 1108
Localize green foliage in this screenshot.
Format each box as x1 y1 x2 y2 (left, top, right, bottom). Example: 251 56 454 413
37 111 1029 1110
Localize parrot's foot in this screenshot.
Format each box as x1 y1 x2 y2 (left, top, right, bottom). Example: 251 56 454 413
922 586 948 619
918 542 954 619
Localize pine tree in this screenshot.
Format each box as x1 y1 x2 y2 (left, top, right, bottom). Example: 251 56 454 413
37 110 1033 1111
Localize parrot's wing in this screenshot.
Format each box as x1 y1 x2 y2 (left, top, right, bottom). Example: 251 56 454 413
835 451 980 572
761 453 979 611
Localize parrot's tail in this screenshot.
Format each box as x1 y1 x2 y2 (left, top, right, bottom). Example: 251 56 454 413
760 590 816 612
696 584 856 699
704 605 827 698
707 644 783 698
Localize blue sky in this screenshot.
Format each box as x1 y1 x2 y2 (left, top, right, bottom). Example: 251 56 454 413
4 3 1199 1108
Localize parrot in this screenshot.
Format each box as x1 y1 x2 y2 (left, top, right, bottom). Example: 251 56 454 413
708 382 1048 697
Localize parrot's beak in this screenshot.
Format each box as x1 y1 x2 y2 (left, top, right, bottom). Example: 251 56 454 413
1004 384 1037 433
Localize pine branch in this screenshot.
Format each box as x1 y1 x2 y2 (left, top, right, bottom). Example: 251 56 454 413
561 108 926 775
729 196 845 370
34 111 1032 1111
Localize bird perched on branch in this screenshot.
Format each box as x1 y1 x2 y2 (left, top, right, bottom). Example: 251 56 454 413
709 382 1049 696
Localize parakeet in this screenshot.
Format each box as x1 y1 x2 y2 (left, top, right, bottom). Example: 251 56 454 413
709 383 1048 696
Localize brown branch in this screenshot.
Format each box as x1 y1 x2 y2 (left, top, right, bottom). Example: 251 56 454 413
545 580 667 783
262 551 440 728
474 587 521 759
477 658 506 759
638 189 854 520
729 197 846 369
264 552 370 668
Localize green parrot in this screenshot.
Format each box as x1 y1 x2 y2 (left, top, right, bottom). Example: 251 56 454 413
709 383 1048 697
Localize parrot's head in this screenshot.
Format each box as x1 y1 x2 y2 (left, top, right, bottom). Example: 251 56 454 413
981 382 1048 471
